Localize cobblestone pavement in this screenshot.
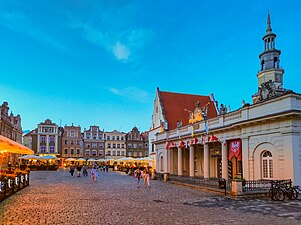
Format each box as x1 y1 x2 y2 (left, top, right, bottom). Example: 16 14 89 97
0 170 301 225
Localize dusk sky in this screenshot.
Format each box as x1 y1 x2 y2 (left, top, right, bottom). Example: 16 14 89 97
1 1 301 132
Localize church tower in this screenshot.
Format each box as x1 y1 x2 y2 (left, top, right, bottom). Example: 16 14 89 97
257 12 284 89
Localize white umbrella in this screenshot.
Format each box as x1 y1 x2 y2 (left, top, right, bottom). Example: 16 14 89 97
104 158 114 162
117 157 135 162
138 157 154 162
76 158 86 162
95 158 105 162
19 155 41 160
65 158 76 161
87 158 96 162
40 155 59 160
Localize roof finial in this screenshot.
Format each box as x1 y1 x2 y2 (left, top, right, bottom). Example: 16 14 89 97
266 10 272 33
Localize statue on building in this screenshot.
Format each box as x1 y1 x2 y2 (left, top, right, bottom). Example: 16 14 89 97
187 101 210 124
219 104 227 115
160 121 168 132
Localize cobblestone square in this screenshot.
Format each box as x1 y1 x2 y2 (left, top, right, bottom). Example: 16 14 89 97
0 170 300 225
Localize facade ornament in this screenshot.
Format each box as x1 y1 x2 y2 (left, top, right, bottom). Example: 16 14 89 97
258 80 277 101
219 104 227 115
187 101 210 124
176 120 182 128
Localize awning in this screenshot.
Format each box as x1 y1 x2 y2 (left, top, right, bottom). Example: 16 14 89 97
19 155 41 160
65 158 76 161
40 155 60 160
76 158 87 162
0 135 34 155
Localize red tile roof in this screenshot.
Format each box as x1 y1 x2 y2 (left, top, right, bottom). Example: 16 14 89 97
159 91 218 130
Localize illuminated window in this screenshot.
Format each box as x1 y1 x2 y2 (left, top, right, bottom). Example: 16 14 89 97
49 146 55 153
262 151 273 179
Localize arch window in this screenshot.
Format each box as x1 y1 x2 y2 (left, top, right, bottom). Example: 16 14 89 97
160 155 164 172
261 60 265 71
274 57 279 69
262 151 273 179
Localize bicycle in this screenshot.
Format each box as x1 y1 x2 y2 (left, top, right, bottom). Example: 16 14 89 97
270 184 298 201
293 185 301 197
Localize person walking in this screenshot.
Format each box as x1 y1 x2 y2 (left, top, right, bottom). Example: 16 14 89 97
76 164 82 177
82 165 88 176
69 165 75 176
91 166 98 182
134 168 142 188
143 167 151 188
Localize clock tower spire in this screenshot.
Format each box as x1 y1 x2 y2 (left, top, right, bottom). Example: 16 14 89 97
252 12 286 103
257 12 284 88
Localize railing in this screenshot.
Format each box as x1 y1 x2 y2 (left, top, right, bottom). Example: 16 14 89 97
242 180 271 192
168 174 231 192
242 179 292 193
224 111 241 122
0 173 30 202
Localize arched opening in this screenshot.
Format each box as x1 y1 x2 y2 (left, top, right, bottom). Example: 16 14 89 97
262 151 273 179
274 57 279 68
160 155 164 172
261 60 265 71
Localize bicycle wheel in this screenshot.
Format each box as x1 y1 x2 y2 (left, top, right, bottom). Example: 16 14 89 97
269 188 277 200
275 189 285 201
291 188 299 200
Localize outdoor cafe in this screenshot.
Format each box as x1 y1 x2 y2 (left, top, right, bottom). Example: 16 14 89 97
62 157 155 175
0 135 33 202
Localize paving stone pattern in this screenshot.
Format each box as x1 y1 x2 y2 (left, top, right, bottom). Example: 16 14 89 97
0 170 300 225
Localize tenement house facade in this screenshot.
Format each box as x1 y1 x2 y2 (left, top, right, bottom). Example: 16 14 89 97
62 124 83 159
153 14 301 186
23 130 34 150
83 126 105 159
31 119 63 156
0 102 22 143
126 127 149 158
105 130 126 159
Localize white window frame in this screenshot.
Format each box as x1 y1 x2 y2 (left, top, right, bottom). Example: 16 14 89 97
262 151 273 179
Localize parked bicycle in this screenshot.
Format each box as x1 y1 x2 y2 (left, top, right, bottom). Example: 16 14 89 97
293 185 301 196
269 183 298 201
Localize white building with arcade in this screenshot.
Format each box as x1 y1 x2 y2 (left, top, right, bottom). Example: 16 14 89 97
151 13 301 187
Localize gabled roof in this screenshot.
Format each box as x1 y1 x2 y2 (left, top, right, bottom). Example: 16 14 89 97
23 129 35 137
159 90 218 130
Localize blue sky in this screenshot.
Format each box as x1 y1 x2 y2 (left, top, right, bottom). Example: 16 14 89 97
0 1 301 132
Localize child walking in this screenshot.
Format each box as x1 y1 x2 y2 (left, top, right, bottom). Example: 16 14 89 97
91 166 98 182
134 168 142 188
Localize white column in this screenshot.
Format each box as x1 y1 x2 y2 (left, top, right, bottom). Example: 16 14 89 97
46 135 49 153
241 137 249 180
222 143 228 179
55 135 58 154
165 149 169 173
37 135 40 153
204 143 209 178
168 148 174 174
178 147 183 176
189 145 194 177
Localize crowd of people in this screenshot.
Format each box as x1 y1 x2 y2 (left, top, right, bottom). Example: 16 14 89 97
68 163 152 187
